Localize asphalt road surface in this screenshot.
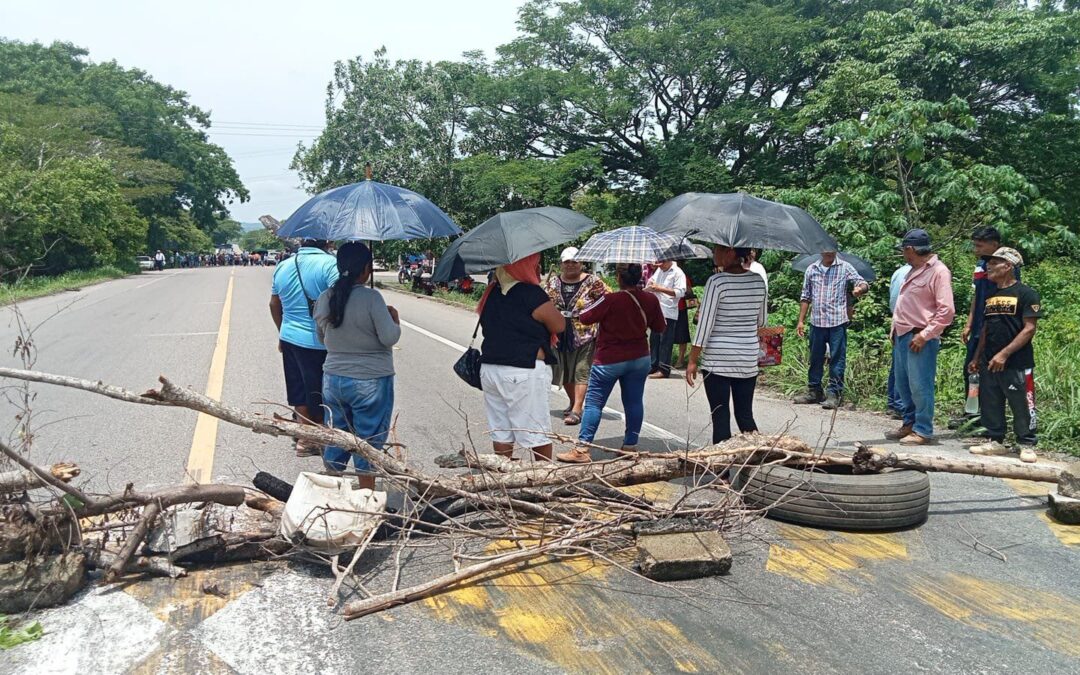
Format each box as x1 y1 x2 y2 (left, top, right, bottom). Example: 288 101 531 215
2 266 1079 674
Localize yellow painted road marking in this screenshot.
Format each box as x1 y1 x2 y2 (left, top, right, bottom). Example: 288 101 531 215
1004 478 1080 547
185 273 234 484
904 572 1080 657
423 540 724 674
765 524 910 590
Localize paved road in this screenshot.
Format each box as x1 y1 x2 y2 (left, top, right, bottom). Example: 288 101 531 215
2 267 1079 674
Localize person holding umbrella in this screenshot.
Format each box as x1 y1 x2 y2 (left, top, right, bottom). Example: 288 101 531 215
544 247 609 425
556 264 667 463
313 242 400 489
477 254 565 461
685 246 768 443
793 248 869 409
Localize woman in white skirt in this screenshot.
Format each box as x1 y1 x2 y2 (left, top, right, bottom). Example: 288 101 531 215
476 253 564 460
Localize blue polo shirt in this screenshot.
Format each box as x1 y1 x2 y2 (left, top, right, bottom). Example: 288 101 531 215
271 247 339 349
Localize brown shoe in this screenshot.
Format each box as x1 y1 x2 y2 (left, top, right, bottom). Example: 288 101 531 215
899 433 931 446
555 448 592 463
295 439 323 457
647 372 668 380
884 424 913 441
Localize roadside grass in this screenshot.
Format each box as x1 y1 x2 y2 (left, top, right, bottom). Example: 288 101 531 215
0 266 131 305
763 332 1080 457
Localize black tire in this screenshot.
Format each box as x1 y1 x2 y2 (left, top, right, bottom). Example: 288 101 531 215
733 464 930 531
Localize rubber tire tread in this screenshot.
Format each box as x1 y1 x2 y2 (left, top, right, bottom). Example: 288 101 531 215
734 465 930 531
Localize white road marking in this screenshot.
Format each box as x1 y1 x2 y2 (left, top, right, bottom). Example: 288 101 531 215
398 318 681 442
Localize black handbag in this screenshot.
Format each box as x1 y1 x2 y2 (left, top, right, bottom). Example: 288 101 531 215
453 316 483 390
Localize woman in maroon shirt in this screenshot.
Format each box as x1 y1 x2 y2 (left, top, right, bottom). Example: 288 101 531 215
556 264 667 463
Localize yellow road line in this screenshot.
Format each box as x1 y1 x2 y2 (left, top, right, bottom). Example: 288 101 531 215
184 273 234 484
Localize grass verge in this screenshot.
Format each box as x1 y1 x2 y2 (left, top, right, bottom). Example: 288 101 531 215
0 266 131 306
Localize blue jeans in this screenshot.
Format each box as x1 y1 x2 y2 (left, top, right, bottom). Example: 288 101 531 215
322 373 395 472
886 354 903 413
892 332 940 437
578 356 651 446
808 323 848 395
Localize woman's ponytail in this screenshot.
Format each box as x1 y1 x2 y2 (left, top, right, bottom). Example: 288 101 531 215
327 242 373 328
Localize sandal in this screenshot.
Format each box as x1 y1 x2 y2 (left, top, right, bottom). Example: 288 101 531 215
563 412 582 426
555 448 592 464
295 439 322 458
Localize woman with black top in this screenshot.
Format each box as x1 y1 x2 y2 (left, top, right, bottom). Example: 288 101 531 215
477 253 565 460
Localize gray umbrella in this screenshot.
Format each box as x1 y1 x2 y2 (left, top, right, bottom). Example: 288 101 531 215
644 192 838 254
791 252 877 281
432 207 599 282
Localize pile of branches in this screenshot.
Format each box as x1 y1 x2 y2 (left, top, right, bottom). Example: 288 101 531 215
0 367 1065 618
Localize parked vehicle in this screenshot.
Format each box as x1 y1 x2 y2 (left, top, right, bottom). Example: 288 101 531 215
136 256 154 271
264 252 280 266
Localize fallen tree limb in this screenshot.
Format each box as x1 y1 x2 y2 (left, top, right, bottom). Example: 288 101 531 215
0 463 79 493
87 548 186 579
848 443 1060 483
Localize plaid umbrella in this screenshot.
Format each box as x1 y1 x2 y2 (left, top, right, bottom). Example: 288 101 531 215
575 226 699 264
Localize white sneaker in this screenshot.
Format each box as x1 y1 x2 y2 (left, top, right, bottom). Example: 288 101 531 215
1019 447 1038 463
969 440 1010 456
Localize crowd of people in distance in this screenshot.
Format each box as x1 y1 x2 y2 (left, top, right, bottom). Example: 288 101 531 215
267 226 1045 483
157 250 287 268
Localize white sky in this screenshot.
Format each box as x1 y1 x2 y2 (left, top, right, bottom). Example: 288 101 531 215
0 0 526 223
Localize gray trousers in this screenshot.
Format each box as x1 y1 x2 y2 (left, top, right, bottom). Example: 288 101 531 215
978 367 1036 446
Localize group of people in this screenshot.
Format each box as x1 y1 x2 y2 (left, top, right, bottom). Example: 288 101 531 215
268 226 1044 482
792 227 1042 461
168 250 278 268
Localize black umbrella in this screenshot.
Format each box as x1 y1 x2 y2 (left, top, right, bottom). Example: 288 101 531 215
790 252 876 281
432 207 599 282
643 192 838 255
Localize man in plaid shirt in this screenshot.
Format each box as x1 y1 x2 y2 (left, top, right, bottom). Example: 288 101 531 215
794 249 869 409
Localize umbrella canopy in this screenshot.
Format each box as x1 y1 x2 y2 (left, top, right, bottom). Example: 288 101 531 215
643 192 838 255
278 180 461 242
432 207 598 282
575 226 700 264
660 241 712 262
791 252 877 281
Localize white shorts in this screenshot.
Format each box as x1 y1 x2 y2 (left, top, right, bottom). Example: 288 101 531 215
480 361 553 448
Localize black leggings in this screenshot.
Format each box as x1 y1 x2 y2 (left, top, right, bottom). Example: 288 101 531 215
702 371 758 443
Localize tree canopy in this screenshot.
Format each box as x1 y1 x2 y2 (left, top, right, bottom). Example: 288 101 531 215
294 0 1080 266
0 39 248 276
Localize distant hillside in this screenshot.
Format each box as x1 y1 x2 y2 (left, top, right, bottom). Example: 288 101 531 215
240 221 264 232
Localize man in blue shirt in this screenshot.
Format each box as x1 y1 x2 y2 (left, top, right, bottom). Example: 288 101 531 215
794 249 869 409
269 239 339 456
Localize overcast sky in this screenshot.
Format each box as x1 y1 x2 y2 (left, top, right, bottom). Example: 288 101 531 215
1 0 525 223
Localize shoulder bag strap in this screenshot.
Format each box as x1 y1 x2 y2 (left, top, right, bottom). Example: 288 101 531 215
293 254 312 302
623 290 648 328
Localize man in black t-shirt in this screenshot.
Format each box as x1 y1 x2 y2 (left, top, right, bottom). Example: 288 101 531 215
968 247 1042 463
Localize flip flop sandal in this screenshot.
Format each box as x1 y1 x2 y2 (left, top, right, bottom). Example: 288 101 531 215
295 439 322 457
563 412 582 426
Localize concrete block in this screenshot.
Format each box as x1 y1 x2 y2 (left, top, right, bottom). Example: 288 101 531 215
1058 462 1080 499
1048 491 1080 525
0 552 86 613
636 531 732 581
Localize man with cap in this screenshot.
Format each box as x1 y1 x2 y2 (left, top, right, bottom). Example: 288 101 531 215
544 247 609 425
269 238 339 456
794 249 869 409
645 259 687 379
887 229 955 445
968 247 1042 462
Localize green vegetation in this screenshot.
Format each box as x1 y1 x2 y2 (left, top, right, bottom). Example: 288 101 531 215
0 615 43 650
0 40 247 280
0 265 131 305
298 1 1080 454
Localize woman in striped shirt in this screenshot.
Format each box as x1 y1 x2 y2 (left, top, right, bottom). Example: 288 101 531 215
685 246 768 443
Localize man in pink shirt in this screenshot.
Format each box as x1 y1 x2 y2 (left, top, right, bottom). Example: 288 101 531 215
886 229 955 444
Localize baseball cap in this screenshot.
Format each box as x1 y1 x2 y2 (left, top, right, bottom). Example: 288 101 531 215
989 246 1023 267
561 247 580 262
896 228 931 251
